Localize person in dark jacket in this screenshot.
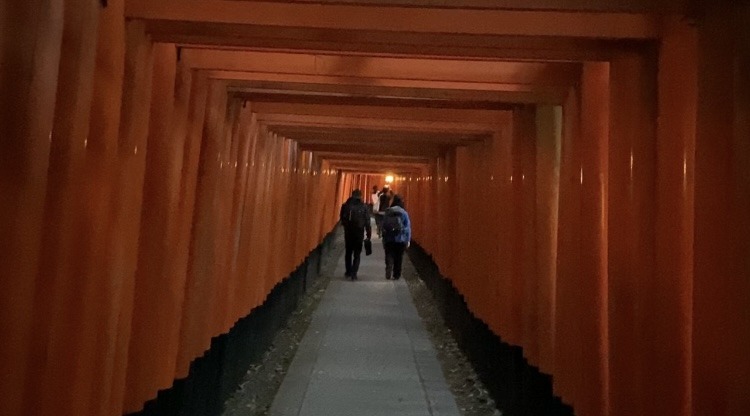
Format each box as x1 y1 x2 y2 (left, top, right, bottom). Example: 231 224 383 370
381 194 411 280
339 189 372 280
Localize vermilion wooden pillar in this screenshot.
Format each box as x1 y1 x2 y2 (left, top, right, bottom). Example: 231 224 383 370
693 5 750 414
174 81 228 396
225 104 255 323
607 50 656 416
259 131 280 296
456 148 472 313
432 156 449 284
244 123 270 309
443 155 459 285
210 99 240 334
476 148 488 320
0 2 63 415
511 105 537 356
473 137 500 336
169 64 203 340
576 62 610 416
82 0 128 413
27 1 101 414
233 110 261 322
108 21 155 414
650 16 697 416
493 121 514 338
447 148 466 291
534 105 561 375
555 62 610 416
124 42 183 411
554 86 582 404
301 152 313 252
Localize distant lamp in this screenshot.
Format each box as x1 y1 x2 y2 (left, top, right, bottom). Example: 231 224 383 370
385 175 394 184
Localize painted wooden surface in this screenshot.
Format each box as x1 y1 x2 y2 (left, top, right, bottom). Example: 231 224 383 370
1 1 749 415
398 10 749 413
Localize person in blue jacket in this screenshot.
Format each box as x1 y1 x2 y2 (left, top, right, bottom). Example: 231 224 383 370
380 194 411 280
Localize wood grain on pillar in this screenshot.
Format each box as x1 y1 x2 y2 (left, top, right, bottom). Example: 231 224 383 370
534 105 561 375
108 20 155 414
607 50 656 416
0 2 63 415
27 1 101 414
511 106 537 354
84 0 128 413
175 81 228 386
124 42 183 412
650 16 697 416
693 5 750 414
576 62 610 416
554 86 582 406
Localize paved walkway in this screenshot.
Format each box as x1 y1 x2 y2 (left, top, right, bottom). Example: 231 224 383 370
269 230 461 416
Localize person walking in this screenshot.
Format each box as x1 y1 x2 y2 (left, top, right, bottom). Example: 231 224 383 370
369 185 380 218
370 185 380 210
381 194 411 280
339 189 372 280
371 185 382 236
375 186 392 237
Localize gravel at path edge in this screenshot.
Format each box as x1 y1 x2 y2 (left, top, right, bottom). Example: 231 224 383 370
222 233 500 416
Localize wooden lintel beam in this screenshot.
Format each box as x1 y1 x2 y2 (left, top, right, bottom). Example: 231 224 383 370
300 143 446 158
239 93 520 110
326 159 427 168
126 0 661 39
149 30 626 62
314 152 431 163
330 163 426 172
144 22 651 62
337 171 419 175
207 70 569 105
248 102 509 125
223 77 563 104
182 49 579 87
286 136 478 147
204 71 566 104
256 114 497 135
177 0 683 13
268 127 485 145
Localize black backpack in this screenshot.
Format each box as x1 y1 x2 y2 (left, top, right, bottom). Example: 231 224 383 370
344 202 368 229
379 193 391 212
381 211 403 240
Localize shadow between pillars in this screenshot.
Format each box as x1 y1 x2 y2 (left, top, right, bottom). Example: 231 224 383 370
126 230 338 416
407 243 575 416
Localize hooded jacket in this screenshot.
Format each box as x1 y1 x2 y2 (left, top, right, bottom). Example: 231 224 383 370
382 205 411 244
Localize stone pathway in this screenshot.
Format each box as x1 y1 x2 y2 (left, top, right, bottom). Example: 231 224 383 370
269 235 460 416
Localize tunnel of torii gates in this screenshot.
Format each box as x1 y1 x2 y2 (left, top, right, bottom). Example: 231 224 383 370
1 0 749 415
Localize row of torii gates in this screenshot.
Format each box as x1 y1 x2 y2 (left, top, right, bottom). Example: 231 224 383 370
1 1 749 415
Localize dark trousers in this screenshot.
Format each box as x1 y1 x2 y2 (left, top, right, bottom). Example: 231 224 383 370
344 233 364 277
374 213 383 236
384 242 407 279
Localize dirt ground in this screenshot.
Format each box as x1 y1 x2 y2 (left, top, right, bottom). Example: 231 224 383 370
222 232 499 416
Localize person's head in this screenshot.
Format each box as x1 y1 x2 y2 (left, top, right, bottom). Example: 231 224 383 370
351 189 362 199
381 186 389 194
391 194 404 208
372 185 379 193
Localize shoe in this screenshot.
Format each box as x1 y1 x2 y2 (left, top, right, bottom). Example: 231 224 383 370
394 276 401 280
351 275 358 280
